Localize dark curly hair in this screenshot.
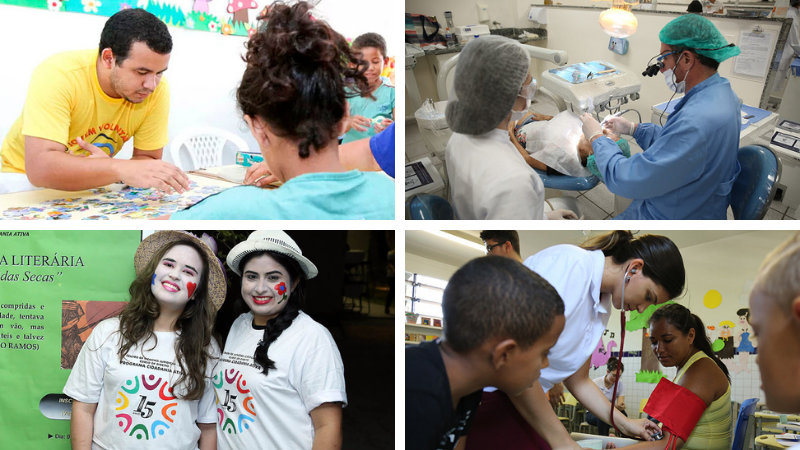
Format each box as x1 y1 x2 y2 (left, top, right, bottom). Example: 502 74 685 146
237 1 370 158
235 251 307 376
99 8 173 65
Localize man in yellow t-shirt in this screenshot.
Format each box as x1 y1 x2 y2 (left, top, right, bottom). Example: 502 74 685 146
0 8 189 194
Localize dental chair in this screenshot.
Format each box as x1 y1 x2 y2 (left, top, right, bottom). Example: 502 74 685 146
730 145 781 220
405 194 455 220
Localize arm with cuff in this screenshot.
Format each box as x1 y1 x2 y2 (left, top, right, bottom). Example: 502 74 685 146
621 359 719 450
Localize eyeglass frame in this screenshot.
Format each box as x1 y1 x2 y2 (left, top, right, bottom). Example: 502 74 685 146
485 242 505 254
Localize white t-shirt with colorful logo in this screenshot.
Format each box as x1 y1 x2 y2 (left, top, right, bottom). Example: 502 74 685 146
64 318 219 450
215 311 347 450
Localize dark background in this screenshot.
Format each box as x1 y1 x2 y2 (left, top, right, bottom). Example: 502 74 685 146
189 230 395 449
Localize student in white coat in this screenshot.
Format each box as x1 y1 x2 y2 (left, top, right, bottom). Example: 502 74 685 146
468 230 686 449
444 35 576 220
772 0 800 93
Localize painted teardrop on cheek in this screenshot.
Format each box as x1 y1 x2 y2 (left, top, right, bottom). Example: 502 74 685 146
275 282 287 304
187 282 197 299
152 273 156 285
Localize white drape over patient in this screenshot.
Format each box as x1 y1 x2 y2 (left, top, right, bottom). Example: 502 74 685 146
517 111 592 177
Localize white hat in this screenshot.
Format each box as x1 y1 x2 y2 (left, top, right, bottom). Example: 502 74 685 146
226 231 318 279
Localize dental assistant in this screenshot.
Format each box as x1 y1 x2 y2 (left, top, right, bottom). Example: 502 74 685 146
444 36 575 220
580 14 741 220
467 230 686 449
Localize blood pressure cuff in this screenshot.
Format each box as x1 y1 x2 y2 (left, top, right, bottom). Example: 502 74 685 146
643 378 707 442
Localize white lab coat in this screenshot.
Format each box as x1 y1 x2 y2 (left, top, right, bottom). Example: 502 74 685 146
445 128 547 220
523 245 612 391
775 7 800 91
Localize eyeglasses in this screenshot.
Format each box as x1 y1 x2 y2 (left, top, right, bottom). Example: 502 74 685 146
485 242 504 254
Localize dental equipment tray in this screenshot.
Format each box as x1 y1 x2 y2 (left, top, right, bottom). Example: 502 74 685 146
541 60 641 113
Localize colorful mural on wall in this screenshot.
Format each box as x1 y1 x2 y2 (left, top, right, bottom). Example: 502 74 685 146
2 0 260 36
1 0 397 81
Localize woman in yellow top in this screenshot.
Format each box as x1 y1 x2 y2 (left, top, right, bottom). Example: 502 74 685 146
623 303 731 450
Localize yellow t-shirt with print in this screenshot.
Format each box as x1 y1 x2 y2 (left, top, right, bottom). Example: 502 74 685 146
0 49 170 174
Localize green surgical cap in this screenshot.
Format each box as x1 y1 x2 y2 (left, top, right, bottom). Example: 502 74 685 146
659 14 740 63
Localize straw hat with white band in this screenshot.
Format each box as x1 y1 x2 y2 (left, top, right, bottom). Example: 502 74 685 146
134 230 227 312
226 231 318 279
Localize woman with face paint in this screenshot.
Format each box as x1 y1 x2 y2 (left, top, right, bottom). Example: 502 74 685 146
216 230 346 450
466 230 686 450
64 231 226 450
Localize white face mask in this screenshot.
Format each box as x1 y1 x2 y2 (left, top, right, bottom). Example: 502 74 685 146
519 79 537 101
509 97 531 122
663 66 690 94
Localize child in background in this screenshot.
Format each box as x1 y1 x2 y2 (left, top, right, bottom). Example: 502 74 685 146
405 256 565 450
342 32 395 144
64 231 225 450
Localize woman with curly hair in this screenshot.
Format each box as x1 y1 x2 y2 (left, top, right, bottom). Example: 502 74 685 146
170 1 394 220
215 230 346 449
64 231 226 450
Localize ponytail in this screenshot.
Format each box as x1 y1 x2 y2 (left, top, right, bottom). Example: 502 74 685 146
581 231 686 300
690 314 730 382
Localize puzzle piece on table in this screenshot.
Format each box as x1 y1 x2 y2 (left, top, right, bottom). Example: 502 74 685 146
2 180 225 220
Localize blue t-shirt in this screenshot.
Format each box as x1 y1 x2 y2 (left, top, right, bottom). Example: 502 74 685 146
370 123 395 178
170 170 394 220
342 82 395 144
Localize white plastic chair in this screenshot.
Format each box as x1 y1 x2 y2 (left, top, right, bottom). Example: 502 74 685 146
169 127 250 171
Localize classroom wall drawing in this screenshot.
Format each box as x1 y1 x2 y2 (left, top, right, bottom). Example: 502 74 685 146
703 289 722 309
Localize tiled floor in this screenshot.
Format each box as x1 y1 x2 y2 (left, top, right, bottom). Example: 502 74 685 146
406 96 795 220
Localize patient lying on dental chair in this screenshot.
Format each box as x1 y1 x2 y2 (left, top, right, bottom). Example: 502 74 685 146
509 111 631 181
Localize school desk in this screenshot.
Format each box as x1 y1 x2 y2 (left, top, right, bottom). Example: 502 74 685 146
756 412 800 437
755 434 796 450
0 173 237 220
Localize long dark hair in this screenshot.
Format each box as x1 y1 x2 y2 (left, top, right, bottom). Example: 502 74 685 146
237 1 370 158
650 303 730 382
235 251 307 376
580 230 686 300
118 240 215 400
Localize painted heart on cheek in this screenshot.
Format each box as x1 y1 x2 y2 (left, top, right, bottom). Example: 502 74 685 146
187 282 197 299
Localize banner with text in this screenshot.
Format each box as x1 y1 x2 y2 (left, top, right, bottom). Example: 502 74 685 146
0 230 141 446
